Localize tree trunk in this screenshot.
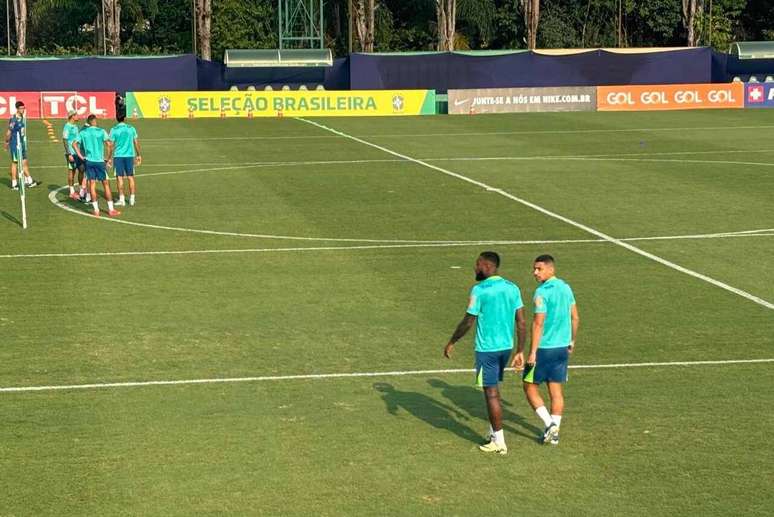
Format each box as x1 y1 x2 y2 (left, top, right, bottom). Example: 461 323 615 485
682 0 697 46
436 0 456 51
196 0 212 60
354 0 375 52
11 0 27 56
103 0 121 55
520 0 540 50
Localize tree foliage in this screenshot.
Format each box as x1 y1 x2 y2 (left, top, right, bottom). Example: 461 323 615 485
0 0 771 58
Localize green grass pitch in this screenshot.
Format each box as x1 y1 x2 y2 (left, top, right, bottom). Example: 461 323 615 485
1 109 773 516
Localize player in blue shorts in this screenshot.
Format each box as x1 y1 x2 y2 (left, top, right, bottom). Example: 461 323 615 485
73 114 120 217
109 113 141 207
62 110 85 200
521 255 580 445
3 101 39 190
444 251 526 455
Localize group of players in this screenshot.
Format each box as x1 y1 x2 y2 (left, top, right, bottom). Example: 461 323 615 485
444 252 579 455
4 100 141 217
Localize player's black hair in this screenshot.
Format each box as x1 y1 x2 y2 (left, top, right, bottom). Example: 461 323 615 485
479 251 500 268
534 254 555 265
15 101 24 108
87 114 97 124
117 113 126 123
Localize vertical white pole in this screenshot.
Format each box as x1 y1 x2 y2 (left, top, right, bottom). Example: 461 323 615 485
17 138 27 229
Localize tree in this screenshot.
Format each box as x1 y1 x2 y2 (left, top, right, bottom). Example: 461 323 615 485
353 0 376 52
103 0 121 54
11 0 27 55
681 0 700 46
436 0 455 50
521 0 539 49
196 0 211 59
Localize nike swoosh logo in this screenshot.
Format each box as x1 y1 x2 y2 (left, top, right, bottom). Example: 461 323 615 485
453 99 471 107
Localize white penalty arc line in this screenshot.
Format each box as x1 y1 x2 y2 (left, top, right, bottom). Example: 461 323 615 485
299 117 774 310
2 358 773 394
45 188 774 249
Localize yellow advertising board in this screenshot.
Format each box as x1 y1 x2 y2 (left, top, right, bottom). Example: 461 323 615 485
125 90 436 118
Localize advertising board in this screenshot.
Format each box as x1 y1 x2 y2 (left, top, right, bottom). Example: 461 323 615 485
448 87 596 114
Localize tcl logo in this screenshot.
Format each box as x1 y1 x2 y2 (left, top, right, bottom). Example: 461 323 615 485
42 94 106 116
0 95 22 115
40 91 115 119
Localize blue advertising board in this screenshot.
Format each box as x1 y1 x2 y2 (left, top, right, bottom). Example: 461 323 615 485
745 83 774 108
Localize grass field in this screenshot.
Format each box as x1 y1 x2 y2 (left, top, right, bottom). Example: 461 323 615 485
1 109 773 516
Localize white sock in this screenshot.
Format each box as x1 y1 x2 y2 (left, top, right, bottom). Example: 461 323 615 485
11 179 17 187
129 194 135 204
69 186 75 194
24 175 32 185
118 195 125 203
492 429 505 446
91 201 99 213
107 200 114 211
552 415 562 428
79 187 85 196
536 406 553 427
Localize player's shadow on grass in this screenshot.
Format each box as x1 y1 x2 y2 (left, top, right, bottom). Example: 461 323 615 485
1 210 22 227
427 379 542 440
374 382 483 444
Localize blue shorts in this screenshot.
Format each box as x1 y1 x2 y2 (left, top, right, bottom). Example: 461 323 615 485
475 349 512 388
65 153 84 171
85 161 107 181
10 146 27 162
523 346 569 384
114 157 134 177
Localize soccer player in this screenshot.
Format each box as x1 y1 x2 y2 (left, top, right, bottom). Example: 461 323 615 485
443 251 526 455
73 114 120 217
109 113 141 206
62 110 85 200
3 101 39 190
520 255 579 446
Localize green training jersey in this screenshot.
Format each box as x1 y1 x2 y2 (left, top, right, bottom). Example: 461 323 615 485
109 122 138 158
76 126 109 163
533 277 575 349
466 275 524 352
62 122 79 155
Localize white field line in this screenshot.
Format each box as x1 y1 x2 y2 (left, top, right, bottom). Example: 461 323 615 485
46 187 774 248
1 358 772 394
27 124 774 146
299 117 774 310
30 148 774 171
4 228 774 260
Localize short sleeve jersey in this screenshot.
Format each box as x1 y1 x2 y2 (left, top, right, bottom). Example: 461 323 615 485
533 277 576 349
8 115 25 152
62 122 79 155
466 276 524 352
76 126 110 163
109 123 138 158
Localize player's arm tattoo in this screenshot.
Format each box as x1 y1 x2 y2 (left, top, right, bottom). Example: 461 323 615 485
449 313 476 344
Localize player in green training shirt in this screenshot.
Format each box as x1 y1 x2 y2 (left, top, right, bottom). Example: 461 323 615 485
73 114 120 217
3 101 39 190
109 114 141 206
521 254 580 446
62 110 85 200
444 251 526 455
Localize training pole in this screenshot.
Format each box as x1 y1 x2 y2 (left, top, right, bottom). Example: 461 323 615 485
17 138 27 229
19 110 28 229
